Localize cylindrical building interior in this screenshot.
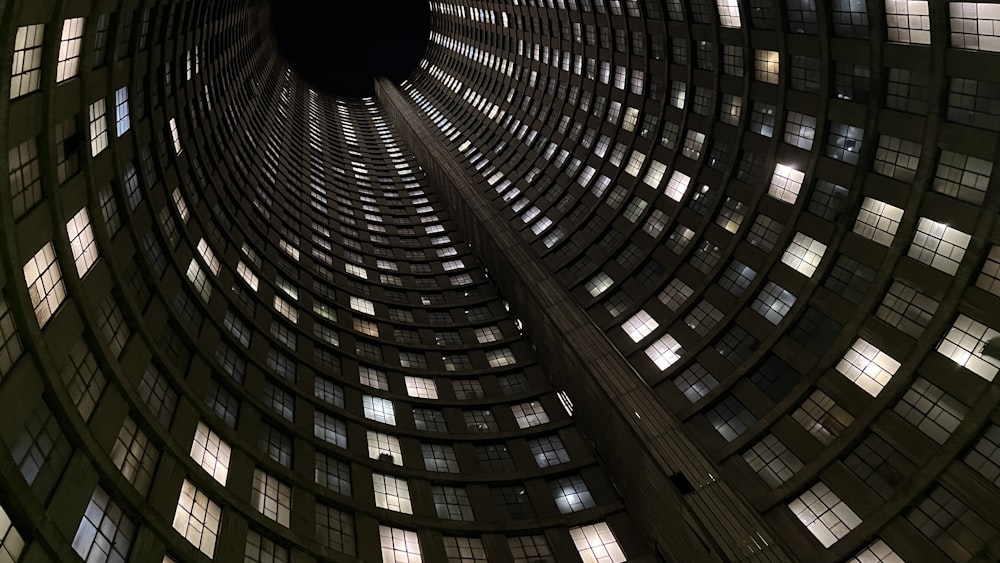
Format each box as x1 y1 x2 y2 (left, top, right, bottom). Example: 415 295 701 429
1 0 999 562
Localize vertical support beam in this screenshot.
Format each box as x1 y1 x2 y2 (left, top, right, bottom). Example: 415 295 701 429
377 79 793 563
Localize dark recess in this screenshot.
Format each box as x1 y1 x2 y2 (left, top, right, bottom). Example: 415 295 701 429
270 0 430 97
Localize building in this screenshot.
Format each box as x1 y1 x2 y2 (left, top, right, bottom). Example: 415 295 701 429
1 0 999 562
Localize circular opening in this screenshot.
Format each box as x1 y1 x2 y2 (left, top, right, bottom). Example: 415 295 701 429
270 0 430 97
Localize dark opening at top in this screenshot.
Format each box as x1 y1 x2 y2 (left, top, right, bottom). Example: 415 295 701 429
270 0 430 98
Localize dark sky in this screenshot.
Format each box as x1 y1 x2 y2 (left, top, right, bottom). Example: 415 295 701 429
270 0 430 98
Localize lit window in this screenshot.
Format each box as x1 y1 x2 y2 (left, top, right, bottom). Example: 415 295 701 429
664 170 691 201
363 395 396 425
67 207 99 277
512 401 550 428
373 473 412 514
781 233 826 277
186 260 212 303
550 475 596 513
949 3 1000 51
783 111 816 150
190 422 231 485
624 150 646 176
485 347 516 367
273 296 298 324
111 416 158 495
642 160 667 187
621 310 659 342
907 218 971 275
768 164 805 204
72 487 134 563
23 242 66 327
788 481 862 547
114 87 130 136
359 366 388 390
57 18 85 82
172 188 190 223
350 296 375 315
937 314 1000 381
752 282 796 325
89 99 109 156
10 24 44 98
405 376 438 399
0 503 25 563
173 480 221 558
853 198 904 246
716 0 742 27
754 49 780 84
379 526 422 563
169 118 182 154
569 522 627 563
837 339 901 396
474 325 503 343
645 334 684 370
367 431 403 465
886 0 932 43
252 469 291 527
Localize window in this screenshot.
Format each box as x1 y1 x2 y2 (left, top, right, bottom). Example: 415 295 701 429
57 18 85 81
67 207 100 277
886 0 931 43
55 116 81 183
0 503 25 563
89 99 109 156
908 218 971 275
9 401 71 494
367 431 402 465
645 334 684 370
512 402 550 428
621 310 659 342
877 280 939 337
190 422 231 485
314 411 348 448
793 390 854 444
405 376 437 399
886 68 930 114
315 505 355 555
433 486 474 521
315 453 352 495
10 24 44 98
948 77 1000 130
508 535 552 563
528 435 570 467
359 366 388 390
933 150 993 204
717 0 742 27
138 364 177 427
550 475 596 513
443 536 487 563
853 198 904 246
0 293 22 378
754 50 780 83
72 487 134 563
781 233 826 277
743 434 803 487
873 135 921 182
252 470 291 527
768 164 805 204
61 340 106 419
949 2 1000 51
373 473 412 514
752 282 796 324
837 339 900 396
788 482 861 547
9 137 42 218
569 522 627 563
707 395 756 441
423 443 459 472
485 347 516 367
907 486 996 561
664 170 691 201
895 378 968 444
825 123 864 163
114 87 130 136
111 416 158 496
937 314 1000 381
363 395 396 425
244 529 289 563
169 118 182 155
784 112 816 150
379 526 421 563
23 242 66 327
832 0 870 36
173 480 221 558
